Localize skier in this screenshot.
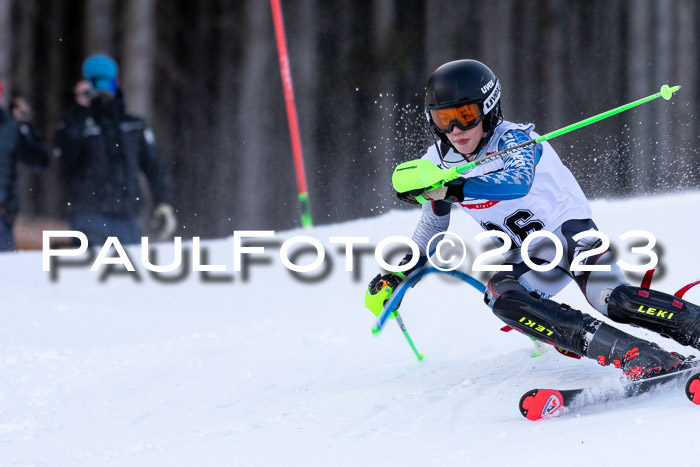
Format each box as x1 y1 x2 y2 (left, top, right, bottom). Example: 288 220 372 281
367 59 700 381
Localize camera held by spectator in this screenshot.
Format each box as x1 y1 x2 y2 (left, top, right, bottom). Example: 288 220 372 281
74 80 96 107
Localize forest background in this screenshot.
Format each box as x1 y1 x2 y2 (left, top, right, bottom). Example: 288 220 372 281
1 0 698 242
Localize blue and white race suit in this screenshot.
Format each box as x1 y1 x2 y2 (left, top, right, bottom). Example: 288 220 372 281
409 120 626 313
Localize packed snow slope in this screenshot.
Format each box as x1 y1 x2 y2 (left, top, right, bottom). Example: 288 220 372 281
2 193 700 467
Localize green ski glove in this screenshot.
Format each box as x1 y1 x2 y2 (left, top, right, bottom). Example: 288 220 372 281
364 272 406 318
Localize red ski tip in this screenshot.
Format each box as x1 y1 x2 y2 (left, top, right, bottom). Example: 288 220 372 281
519 389 564 421
685 375 700 405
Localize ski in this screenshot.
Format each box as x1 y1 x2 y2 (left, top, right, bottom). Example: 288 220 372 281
685 372 700 405
519 365 699 421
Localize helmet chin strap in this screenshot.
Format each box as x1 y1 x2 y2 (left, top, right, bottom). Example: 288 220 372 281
433 121 494 166
432 133 462 167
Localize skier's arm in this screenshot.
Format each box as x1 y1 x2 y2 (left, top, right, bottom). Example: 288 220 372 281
396 199 453 273
365 201 450 317
368 201 451 281
409 200 451 258
460 129 541 200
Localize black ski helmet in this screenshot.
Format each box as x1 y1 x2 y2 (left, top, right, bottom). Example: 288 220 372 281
425 59 503 155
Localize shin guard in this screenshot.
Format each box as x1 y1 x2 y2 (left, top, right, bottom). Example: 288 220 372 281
491 290 596 356
492 290 688 380
607 285 700 350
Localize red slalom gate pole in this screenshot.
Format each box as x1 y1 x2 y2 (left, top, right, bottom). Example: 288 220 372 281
270 0 313 228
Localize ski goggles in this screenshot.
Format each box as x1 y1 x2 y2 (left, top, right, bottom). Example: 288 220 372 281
429 103 484 133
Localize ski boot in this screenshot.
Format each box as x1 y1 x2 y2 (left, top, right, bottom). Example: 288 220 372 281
607 282 700 351
585 322 693 380
491 290 692 381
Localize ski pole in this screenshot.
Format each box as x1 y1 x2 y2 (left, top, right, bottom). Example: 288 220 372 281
395 312 424 361
393 84 682 199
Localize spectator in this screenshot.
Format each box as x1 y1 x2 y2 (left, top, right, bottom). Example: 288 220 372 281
0 76 50 252
53 54 177 246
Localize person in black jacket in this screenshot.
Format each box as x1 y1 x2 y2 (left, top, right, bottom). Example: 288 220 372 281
0 76 50 251
53 55 176 246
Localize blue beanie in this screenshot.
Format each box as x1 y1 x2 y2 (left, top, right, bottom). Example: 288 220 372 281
82 55 118 92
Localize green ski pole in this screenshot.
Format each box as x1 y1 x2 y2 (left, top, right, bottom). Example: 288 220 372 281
395 312 424 361
393 84 682 200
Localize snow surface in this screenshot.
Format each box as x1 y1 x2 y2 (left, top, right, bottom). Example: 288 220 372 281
2 193 700 466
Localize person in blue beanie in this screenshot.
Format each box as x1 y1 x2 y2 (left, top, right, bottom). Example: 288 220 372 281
0 75 49 251
53 54 177 246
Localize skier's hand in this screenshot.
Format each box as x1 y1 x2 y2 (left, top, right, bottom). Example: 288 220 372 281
422 178 465 202
421 186 447 201
364 272 406 318
396 189 423 204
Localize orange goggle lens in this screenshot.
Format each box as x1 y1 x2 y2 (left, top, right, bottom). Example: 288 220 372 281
430 103 483 132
